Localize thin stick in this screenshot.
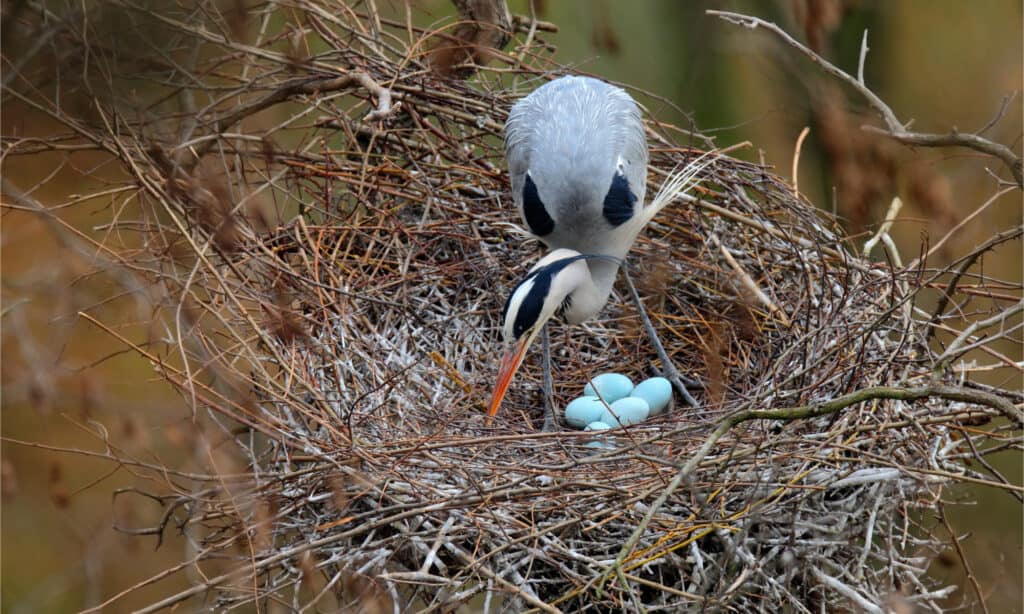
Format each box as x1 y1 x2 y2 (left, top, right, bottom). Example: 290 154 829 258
791 126 811 197
708 10 1023 187
709 233 792 327
862 196 903 259
938 503 991 614
857 30 869 85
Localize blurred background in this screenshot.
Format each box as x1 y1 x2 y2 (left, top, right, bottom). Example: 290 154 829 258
2 0 1021 611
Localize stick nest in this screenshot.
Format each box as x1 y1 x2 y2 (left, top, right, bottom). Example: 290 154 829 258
150 82 968 611
14 2 1019 612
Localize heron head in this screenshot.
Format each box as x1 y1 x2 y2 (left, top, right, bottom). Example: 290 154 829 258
487 250 618 419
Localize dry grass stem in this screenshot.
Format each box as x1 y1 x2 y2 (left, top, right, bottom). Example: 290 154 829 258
3 2 1021 612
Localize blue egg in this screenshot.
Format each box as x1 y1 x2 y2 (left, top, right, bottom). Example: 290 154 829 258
584 421 611 431
583 373 634 403
631 377 673 415
564 397 607 429
599 397 650 427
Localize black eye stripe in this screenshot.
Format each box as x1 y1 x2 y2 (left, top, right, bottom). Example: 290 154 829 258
522 173 555 237
512 274 550 339
504 254 590 340
602 172 636 227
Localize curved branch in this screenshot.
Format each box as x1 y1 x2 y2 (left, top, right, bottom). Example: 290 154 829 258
599 382 1022 594
210 71 399 136
708 10 1023 188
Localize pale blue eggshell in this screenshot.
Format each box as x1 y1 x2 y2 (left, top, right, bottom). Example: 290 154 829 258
582 373 634 402
584 421 611 431
631 377 673 415
564 397 606 429
599 397 650 427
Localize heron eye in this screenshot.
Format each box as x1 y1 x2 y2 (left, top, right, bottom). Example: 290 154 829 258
602 172 636 227
522 173 555 236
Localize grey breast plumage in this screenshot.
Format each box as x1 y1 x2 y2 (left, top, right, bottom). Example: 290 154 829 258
504 76 649 259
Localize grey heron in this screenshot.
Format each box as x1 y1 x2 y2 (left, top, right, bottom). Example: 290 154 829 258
488 75 711 424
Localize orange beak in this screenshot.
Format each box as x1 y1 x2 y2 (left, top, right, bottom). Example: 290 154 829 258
486 337 531 420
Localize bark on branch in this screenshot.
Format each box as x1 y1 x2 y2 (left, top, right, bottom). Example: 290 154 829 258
708 10 1023 188
598 382 1023 595
429 0 513 78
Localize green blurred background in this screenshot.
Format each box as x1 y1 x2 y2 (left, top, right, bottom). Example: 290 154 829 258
2 0 1021 611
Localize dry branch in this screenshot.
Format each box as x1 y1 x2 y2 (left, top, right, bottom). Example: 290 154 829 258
708 10 1024 188
3 2 1021 613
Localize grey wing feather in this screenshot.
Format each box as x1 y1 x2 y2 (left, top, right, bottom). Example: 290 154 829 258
504 76 648 250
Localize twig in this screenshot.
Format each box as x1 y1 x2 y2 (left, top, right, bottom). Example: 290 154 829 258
977 92 1017 136
811 568 883 614
925 225 1024 343
936 300 1024 376
211 72 399 136
908 186 1017 269
791 126 810 197
938 503 990 614
598 381 1023 592
862 196 902 259
708 10 1023 188
856 30 869 86
709 233 792 327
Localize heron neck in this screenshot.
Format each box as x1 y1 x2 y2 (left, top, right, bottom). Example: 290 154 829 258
564 258 621 324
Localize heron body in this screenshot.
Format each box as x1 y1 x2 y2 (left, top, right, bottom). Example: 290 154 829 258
488 75 709 419
505 76 650 321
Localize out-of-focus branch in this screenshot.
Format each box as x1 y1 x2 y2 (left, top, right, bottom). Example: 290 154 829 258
428 0 512 78
1 13 62 90
211 71 399 135
708 10 1023 188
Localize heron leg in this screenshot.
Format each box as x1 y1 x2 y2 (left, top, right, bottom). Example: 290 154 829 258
622 266 700 407
540 324 560 432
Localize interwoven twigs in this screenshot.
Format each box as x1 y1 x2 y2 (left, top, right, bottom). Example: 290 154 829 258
6 1 1019 611
150 112 973 609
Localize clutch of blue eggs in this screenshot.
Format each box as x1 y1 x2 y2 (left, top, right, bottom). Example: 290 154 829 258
564 373 673 447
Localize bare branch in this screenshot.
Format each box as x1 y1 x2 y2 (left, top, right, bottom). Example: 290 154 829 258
925 225 1024 343
856 29 869 86
600 382 1023 594
428 0 513 77
708 10 1024 188
937 300 1024 374
195 71 399 158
